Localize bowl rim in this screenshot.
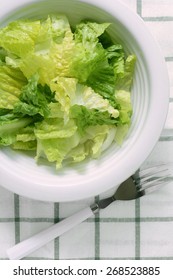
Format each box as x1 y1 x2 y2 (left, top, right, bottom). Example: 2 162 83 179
0 0 170 202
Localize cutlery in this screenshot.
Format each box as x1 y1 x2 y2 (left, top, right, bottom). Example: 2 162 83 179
7 164 170 260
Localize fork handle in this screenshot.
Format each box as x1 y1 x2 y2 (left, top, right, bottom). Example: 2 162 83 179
7 206 94 260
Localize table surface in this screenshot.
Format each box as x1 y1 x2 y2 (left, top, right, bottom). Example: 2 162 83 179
0 0 173 260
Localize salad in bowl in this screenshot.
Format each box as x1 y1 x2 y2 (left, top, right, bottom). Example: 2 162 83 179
0 0 169 202
0 14 136 169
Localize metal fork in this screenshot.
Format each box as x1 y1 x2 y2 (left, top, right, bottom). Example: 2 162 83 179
7 164 171 260
92 164 170 212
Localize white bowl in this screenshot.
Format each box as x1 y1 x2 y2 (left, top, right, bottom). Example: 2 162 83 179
0 0 169 202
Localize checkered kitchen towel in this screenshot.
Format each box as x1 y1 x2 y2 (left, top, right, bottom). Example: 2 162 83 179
0 0 173 260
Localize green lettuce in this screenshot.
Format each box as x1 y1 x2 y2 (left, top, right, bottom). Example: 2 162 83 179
50 77 77 122
0 19 40 57
0 116 33 146
4 15 74 84
34 118 79 168
0 15 136 169
0 65 27 109
14 74 55 117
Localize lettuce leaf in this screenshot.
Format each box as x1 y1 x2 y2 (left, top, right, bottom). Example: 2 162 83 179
74 84 119 118
0 116 33 146
4 15 74 84
115 54 136 91
14 74 55 117
86 59 116 103
34 118 79 168
0 65 27 109
12 125 36 150
115 90 132 124
69 21 112 85
50 78 119 123
0 20 40 57
71 105 118 134
67 125 116 161
34 118 77 139
50 77 77 122
0 47 7 65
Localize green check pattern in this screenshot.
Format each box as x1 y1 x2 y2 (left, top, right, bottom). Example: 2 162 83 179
0 0 173 260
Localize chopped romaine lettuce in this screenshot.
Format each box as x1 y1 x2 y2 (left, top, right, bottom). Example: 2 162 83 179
14 74 54 117
0 65 27 109
0 15 136 169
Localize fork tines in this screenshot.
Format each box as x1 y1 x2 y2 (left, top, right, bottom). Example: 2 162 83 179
134 164 171 195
